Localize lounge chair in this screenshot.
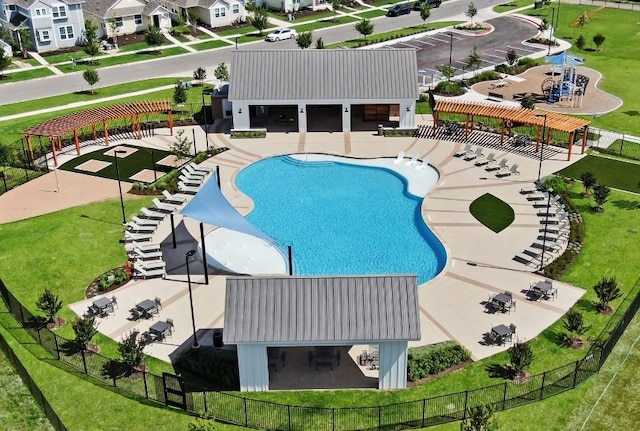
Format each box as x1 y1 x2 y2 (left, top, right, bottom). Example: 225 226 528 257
415 159 430 171
126 221 156 233
520 185 540 194
132 216 160 227
188 162 211 174
454 143 473 157
463 147 484 161
124 230 153 242
178 181 200 194
140 207 166 220
475 152 495 166
178 175 203 187
130 241 161 253
486 158 508 171
182 165 206 178
134 266 166 279
531 239 562 251
540 222 569 234
162 190 187 205
496 163 519 177
133 248 163 260
404 155 418 166
393 151 405 164
152 198 177 213
542 212 568 225
135 259 166 270
533 195 561 208
537 206 565 218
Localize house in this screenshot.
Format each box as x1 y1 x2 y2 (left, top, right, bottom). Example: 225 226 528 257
83 0 171 41
157 0 246 29
0 0 86 53
256 0 330 13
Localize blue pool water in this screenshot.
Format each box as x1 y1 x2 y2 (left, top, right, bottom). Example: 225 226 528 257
235 156 447 284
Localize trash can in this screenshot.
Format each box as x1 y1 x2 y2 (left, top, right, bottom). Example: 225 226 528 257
378 124 384 136
212 329 223 347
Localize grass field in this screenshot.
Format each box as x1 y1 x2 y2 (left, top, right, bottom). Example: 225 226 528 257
469 193 515 232
557 155 640 193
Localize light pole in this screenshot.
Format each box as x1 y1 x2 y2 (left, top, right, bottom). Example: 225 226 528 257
535 114 548 184
113 149 127 225
547 7 555 55
448 33 453 68
185 249 199 348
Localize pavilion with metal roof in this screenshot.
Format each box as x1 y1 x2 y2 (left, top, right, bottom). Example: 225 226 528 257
224 274 421 392
23 100 173 166
433 100 590 160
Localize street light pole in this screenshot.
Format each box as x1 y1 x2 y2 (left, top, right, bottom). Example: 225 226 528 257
548 7 555 56
536 114 548 184
448 33 453 68
113 149 127 225
185 250 199 348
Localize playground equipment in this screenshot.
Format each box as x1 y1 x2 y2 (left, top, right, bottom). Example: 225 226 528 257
541 51 589 107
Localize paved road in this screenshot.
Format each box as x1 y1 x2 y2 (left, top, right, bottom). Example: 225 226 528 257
0 0 535 104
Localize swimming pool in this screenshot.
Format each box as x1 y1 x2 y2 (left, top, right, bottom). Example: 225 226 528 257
235 155 447 284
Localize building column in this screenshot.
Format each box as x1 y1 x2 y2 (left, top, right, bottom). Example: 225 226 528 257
342 104 351 133
400 103 415 129
298 104 306 133
237 344 269 392
378 341 409 390
233 103 250 130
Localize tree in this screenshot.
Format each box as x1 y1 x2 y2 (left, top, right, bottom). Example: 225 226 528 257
437 64 455 81
0 49 11 79
507 341 533 377
577 11 588 30
83 19 100 57
580 171 597 195
593 33 605 51
174 81 187 105
331 0 342 22
466 2 478 25
593 276 621 313
460 404 496 431
72 317 98 350
188 8 199 34
296 31 313 49
171 129 192 159
315 37 325 49
193 67 207 86
520 93 535 109
575 34 586 52
506 48 519 67
214 62 229 82
538 17 549 32
466 46 482 71
419 5 431 28
83 68 100 94
17 28 32 59
561 309 590 346
355 19 374 41
145 26 164 52
118 335 145 374
108 18 120 46
250 8 269 35
36 288 63 324
0 145 11 166
592 183 610 211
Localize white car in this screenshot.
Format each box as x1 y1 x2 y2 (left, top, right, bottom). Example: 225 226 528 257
266 29 298 42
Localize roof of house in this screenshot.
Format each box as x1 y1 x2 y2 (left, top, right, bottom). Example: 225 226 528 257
4 0 84 8
223 275 421 344
229 49 418 102
83 0 164 19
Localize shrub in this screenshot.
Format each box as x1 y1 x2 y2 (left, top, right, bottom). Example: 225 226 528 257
72 317 98 350
507 341 533 377
36 288 63 324
407 342 471 381
434 80 465 96
465 70 501 85
97 268 128 292
593 276 621 313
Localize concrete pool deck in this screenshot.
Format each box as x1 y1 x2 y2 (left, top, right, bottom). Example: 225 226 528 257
2 119 586 363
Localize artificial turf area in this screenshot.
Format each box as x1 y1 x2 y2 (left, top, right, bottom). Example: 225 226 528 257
469 193 515 233
556 155 640 193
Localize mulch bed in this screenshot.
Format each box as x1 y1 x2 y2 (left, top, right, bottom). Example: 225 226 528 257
85 266 130 299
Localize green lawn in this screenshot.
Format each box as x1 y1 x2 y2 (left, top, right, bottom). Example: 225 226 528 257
40 50 90 65
216 25 273 37
469 193 515 233
191 39 232 51
326 21 462 48
356 9 389 19
556 155 640 193
0 68 55 84
293 16 361 33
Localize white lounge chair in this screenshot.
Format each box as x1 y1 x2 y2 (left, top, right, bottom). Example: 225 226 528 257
140 207 166 220
130 241 161 253
514 253 536 265
126 221 156 233
132 216 160 227
393 151 405 164
136 259 166 270
415 159 430 171
404 155 418 166
527 188 553 201
533 195 561 208
134 266 166 279
496 163 519 177
537 206 565 218
162 190 187 205
182 165 206 178
178 175 203 187
531 239 562 251
124 231 153 242
178 181 200 194
486 158 508 171
520 185 540 194
540 222 569 234
475 152 495 166
454 143 473 157
152 198 177 213
189 162 212 174
464 147 484 161
133 248 163 260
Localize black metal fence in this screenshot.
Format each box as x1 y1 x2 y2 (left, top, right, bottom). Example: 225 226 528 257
1 275 639 431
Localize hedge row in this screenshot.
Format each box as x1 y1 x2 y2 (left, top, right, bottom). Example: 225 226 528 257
407 342 471 382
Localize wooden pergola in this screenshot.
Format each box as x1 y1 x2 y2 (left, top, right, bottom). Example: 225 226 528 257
23 100 173 166
433 100 590 161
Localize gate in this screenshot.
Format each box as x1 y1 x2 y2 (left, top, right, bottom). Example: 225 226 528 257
162 372 187 410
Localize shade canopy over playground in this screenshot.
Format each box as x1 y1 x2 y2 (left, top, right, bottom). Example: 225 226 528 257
433 100 590 160
23 100 174 166
545 51 584 66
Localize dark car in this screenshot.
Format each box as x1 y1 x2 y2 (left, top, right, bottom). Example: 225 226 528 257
387 3 412 16
413 0 442 10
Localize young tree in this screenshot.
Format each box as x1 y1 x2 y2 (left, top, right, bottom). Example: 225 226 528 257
507 341 533 378
83 19 100 57
174 81 187 105
36 288 63 324
315 37 325 49
577 11 588 30
437 64 455 81
575 34 586 52
593 276 621 313
538 17 549 32
520 93 535 109
331 0 342 22
250 8 269 35
213 62 229 82
108 18 120 46
118 335 145 374
296 31 313 49
0 49 11 79
83 68 100 94
193 67 207 86
170 129 192 159
580 171 597 195
561 309 590 346
72 317 98 350
17 28 32 59
355 19 374 41
460 404 497 431
593 33 605 51
593 183 610 211
506 48 519 67
466 46 482 70
466 2 478 25
145 26 164 52
188 8 199 34
419 5 431 28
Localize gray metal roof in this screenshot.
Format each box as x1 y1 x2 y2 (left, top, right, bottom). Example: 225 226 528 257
228 49 418 102
223 275 421 344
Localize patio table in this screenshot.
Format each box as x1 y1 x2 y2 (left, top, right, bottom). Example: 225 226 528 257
93 297 113 315
491 293 513 313
532 281 556 300
490 324 512 345
149 321 171 341
136 299 157 318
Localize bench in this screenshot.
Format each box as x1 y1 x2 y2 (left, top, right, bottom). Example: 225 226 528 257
487 92 504 102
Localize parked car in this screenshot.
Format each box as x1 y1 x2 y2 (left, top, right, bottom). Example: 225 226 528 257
413 0 442 9
266 29 298 42
387 3 412 16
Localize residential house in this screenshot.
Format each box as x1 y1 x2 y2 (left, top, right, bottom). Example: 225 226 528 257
255 0 330 13
83 0 171 41
0 0 86 53
158 0 246 29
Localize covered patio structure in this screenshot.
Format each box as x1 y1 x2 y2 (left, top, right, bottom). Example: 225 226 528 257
23 100 173 166
432 100 590 160
223 274 421 392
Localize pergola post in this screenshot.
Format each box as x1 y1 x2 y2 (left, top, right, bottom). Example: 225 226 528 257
103 121 109 146
499 120 505 144
135 115 142 139
26 135 34 161
57 136 63 151
49 137 58 167
92 124 97 141
535 126 543 152
168 109 174 136
432 111 439 137
74 129 80 155
581 126 589 154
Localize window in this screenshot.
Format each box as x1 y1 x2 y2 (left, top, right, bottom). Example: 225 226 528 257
37 29 51 42
35 8 47 16
58 25 74 40
232 4 239 14
52 5 67 18
8 4 16 11
214 7 225 18
115 17 123 27
134 14 142 25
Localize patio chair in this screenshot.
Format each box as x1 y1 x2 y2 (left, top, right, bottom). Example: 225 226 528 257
133 248 163 260
188 162 212 174
130 241 161 253
154 297 162 310
178 175 203 187
527 188 553 201
140 207 166 220
415 159 430 170
136 259 165 270
486 158 508 171
129 308 142 321
475 152 495 166
166 318 174 333
111 296 118 309
514 252 536 265
463 147 484 161
178 181 200 195
131 216 160 227
134 266 166 279
182 165 206 178
533 195 561 208
487 331 499 345
520 184 540 194
124 230 153 242
496 163 519 177
152 198 177 213
454 143 473 157
509 323 517 334
404 155 418 166
393 151 405 164
161 190 187 205
126 221 156 233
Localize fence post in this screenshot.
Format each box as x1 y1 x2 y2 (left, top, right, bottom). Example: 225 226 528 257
243 397 248 427
203 387 208 413
502 382 508 410
421 399 426 428
143 371 149 399
53 334 61 360
378 405 382 430
332 408 335 431
287 405 291 431
539 371 547 400
463 390 469 419
80 349 88 374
